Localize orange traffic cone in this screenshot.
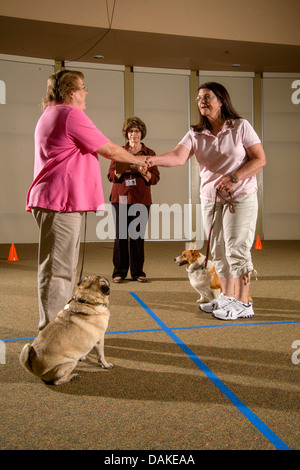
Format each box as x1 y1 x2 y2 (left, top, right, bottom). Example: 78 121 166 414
254 235 262 250
8 243 19 261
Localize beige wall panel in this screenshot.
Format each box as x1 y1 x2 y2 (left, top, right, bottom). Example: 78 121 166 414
133 68 191 240
0 57 54 243
263 75 300 239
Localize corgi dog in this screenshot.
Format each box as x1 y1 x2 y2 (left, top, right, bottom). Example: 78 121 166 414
174 248 222 304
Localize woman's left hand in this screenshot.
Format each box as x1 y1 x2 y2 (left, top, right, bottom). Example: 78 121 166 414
217 174 237 193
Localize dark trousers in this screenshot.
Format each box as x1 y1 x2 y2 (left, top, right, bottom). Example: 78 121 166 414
112 203 149 280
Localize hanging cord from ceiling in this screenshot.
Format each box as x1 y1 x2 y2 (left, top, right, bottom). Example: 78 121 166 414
65 0 116 64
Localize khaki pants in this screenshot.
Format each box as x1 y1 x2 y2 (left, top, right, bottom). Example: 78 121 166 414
32 209 82 330
201 193 258 279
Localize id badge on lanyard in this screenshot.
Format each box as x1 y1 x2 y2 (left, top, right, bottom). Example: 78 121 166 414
125 178 137 186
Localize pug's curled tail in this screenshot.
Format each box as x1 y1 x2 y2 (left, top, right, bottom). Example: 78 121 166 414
19 343 35 374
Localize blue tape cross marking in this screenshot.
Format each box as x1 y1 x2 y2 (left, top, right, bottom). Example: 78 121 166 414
2 320 299 342
130 292 291 451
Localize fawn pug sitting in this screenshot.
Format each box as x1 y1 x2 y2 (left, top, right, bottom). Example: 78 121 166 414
19 275 113 385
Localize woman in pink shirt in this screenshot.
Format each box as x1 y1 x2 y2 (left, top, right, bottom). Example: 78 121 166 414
148 82 266 321
27 69 147 330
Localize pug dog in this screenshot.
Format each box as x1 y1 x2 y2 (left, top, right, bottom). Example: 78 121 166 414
19 275 113 385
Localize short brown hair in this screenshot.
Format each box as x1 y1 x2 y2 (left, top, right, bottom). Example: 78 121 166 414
122 116 147 140
42 70 84 110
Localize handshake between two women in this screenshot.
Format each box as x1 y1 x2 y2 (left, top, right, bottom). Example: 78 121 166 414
129 155 156 176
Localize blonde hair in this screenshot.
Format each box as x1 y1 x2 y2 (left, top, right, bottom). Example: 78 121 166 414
42 70 84 110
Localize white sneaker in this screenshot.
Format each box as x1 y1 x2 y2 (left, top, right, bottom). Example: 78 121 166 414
199 293 234 313
213 299 254 321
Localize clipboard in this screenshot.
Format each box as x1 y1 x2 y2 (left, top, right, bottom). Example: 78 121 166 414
115 162 132 174
116 150 144 174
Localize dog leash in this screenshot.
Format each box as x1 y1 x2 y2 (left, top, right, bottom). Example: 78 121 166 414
78 212 87 284
204 189 235 269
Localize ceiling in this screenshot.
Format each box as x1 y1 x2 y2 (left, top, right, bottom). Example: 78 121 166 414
1 15 300 73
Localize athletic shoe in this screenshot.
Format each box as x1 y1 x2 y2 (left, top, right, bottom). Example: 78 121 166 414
199 293 234 313
212 299 254 321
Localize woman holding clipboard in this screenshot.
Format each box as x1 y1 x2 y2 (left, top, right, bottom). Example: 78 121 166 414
107 117 160 283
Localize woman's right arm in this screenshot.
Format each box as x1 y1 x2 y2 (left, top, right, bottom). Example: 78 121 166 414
98 140 147 167
147 144 192 167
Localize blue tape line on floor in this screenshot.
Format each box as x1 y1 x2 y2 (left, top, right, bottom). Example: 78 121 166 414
2 337 36 342
130 291 291 451
1 320 299 342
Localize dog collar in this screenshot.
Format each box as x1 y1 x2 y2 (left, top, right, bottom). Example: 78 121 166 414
73 296 105 306
63 296 107 311
74 296 105 306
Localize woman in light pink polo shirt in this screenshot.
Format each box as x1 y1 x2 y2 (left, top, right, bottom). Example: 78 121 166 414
26 70 147 330
148 82 266 321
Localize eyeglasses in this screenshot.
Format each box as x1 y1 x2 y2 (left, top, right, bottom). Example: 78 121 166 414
78 85 88 92
195 94 216 102
128 129 141 133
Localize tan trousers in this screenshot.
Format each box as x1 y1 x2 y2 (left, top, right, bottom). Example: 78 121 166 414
201 193 258 279
32 209 82 330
